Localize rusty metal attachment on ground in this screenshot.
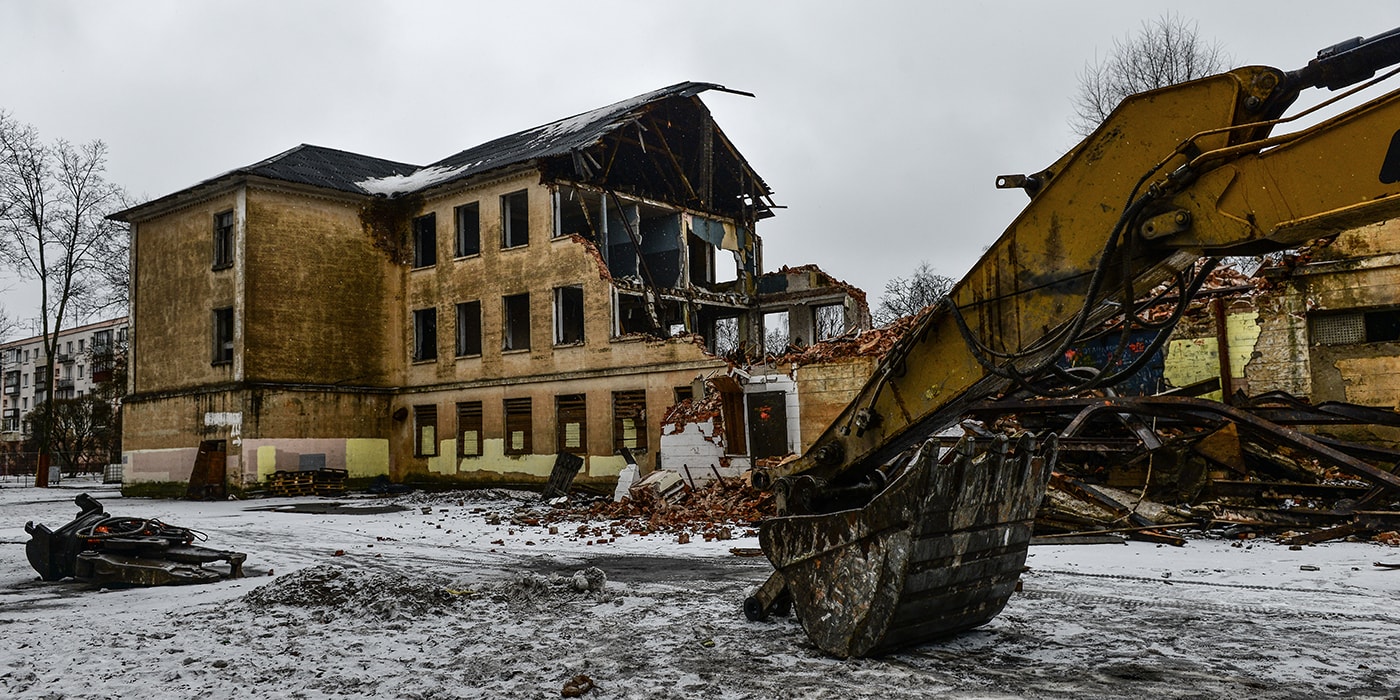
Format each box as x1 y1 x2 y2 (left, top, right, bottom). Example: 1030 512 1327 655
751 433 1056 658
25 494 246 586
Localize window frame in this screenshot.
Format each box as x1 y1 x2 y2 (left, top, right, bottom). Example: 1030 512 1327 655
456 401 483 458
612 390 648 453
454 202 481 258
502 293 531 352
213 210 234 270
412 212 437 268
503 397 533 455
553 286 585 346
413 307 438 362
413 404 438 458
501 190 529 249
212 306 234 366
556 394 587 455
455 300 482 357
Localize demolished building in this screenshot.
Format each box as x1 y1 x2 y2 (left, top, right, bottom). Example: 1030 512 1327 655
111 82 867 494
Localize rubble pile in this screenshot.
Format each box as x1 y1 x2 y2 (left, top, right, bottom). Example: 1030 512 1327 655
243 564 462 619
965 391 1400 547
531 477 771 540
770 308 928 366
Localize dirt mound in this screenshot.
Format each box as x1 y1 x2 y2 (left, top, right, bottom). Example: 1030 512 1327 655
243 565 460 619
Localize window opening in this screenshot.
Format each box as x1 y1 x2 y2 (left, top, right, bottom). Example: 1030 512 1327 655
213 210 234 269
501 190 529 248
554 286 585 345
554 187 602 240
454 202 480 257
815 304 847 342
763 310 790 356
413 307 437 361
212 307 234 365
455 300 482 357
412 213 437 268
503 293 530 351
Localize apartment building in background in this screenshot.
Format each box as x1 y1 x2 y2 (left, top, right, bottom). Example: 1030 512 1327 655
111 82 868 493
0 317 129 461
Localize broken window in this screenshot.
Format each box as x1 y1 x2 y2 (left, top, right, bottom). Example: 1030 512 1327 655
614 292 652 336
639 208 682 288
687 231 714 287
412 213 437 268
710 316 739 357
504 397 532 455
456 401 483 458
413 307 437 361
612 390 647 452
603 199 639 278
414 405 438 457
554 187 602 239
454 202 480 257
501 190 529 249
502 293 530 351
212 307 234 365
213 210 234 270
455 300 482 357
556 394 587 455
674 385 694 404
1311 308 1400 345
815 304 847 341
763 310 790 355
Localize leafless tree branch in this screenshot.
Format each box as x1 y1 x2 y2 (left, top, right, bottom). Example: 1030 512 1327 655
1070 14 1230 138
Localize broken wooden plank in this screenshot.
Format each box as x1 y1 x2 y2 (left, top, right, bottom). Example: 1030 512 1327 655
1286 521 1371 546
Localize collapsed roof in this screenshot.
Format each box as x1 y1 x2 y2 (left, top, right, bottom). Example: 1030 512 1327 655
113 82 774 223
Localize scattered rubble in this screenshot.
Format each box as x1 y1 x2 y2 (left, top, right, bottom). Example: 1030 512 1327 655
965 391 1400 547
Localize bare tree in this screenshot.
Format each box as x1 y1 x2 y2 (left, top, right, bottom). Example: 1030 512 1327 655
0 111 127 486
873 261 956 327
1070 14 1230 137
24 395 115 476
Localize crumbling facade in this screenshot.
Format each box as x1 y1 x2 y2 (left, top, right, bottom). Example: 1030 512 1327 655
113 83 867 493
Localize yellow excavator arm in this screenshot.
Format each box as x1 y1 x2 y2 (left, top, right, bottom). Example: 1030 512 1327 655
765 27 1400 510
748 27 1400 658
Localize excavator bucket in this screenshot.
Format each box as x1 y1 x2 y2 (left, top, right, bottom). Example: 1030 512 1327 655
755 433 1055 658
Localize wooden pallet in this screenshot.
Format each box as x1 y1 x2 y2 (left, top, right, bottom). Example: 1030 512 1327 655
269 469 348 497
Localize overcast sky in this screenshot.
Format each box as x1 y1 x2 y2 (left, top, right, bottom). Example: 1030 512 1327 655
2 1 1397 336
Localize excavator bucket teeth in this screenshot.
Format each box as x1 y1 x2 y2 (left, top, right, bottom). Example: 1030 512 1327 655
759 434 1055 658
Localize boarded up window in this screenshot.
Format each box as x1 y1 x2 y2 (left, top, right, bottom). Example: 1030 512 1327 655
612 390 647 452
504 397 532 455
457 401 483 458
556 394 587 455
414 405 438 457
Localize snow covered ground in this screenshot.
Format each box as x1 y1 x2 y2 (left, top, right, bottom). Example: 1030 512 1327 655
2 477 1397 699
